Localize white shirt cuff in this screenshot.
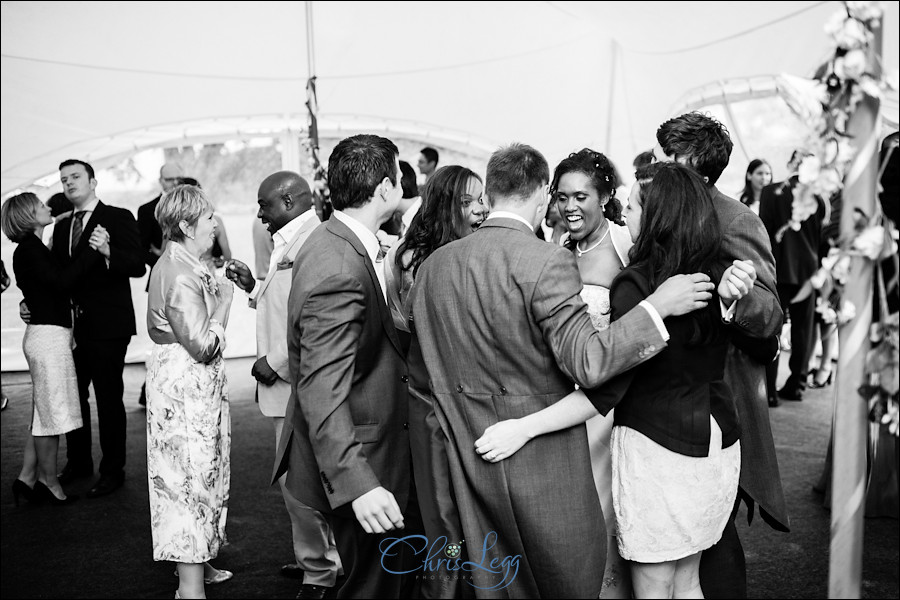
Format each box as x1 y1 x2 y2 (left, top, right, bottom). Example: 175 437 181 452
720 298 737 322
638 300 670 342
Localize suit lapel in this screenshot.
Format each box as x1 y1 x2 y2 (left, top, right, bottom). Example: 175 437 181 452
255 216 318 301
327 218 403 356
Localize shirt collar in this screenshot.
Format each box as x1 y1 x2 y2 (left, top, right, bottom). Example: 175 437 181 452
332 210 380 265
486 211 534 231
75 198 99 214
273 208 317 246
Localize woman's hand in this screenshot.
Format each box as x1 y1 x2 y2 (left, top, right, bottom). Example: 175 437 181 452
88 225 110 258
718 259 757 306
474 419 534 463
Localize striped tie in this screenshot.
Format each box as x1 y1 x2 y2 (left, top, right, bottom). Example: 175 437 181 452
70 211 85 253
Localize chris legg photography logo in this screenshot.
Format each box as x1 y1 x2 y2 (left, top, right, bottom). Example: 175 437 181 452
379 531 520 591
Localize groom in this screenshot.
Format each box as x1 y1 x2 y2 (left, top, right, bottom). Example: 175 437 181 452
407 142 715 598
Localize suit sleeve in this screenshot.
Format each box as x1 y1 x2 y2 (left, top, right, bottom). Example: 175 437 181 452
164 273 224 363
721 209 783 339
137 204 158 267
531 248 666 390
104 209 146 277
297 273 381 509
582 273 645 415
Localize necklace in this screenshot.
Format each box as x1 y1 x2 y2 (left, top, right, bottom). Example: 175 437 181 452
576 222 610 257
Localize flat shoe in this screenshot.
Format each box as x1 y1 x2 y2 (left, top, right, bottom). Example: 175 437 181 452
205 569 233 585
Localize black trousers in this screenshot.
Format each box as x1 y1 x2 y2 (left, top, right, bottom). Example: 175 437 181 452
66 336 130 476
767 283 817 394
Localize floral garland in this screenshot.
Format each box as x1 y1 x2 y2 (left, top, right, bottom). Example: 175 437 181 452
786 1 899 435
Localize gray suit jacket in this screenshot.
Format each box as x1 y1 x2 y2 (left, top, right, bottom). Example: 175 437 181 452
273 217 409 517
408 217 666 599
712 187 789 531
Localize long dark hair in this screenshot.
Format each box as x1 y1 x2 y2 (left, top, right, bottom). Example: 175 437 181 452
628 162 721 291
739 158 769 206
397 165 482 277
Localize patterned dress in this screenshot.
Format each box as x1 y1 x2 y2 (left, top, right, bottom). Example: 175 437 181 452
145 242 231 563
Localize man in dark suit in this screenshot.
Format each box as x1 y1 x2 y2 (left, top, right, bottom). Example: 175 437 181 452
655 112 790 598
273 135 410 599
407 142 715 598
54 159 145 497
759 150 827 403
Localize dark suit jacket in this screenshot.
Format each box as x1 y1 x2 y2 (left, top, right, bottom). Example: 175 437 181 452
273 217 409 518
408 217 667 599
712 187 789 531
758 177 825 286
137 195 163 269
51 201 145 342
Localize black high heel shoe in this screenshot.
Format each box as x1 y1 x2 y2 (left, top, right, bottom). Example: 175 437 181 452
809 368 834 389
12 479 36 507
33 481 79 505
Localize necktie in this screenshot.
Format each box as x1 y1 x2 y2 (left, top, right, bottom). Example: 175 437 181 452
70 211 85 254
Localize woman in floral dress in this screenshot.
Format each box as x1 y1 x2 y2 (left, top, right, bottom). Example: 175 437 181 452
145 184 234 599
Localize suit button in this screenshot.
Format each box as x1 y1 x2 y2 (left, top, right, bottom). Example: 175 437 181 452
456 384 463 393
500 386 508 395
403 422 409 430
647 345 655 352
401 375 409 383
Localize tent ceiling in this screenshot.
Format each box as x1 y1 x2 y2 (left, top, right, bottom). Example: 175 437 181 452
2 1 898 196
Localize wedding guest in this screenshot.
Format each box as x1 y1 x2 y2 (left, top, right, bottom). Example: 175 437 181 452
536 200 567 244
385 164 487 338
654 112 788 598
2 193 108 505
47 192 74 219
0 259 9 411
632 150 654 170
759 150 826 403
409 142 715 597
416 146 439 195
52 159 145 498
738 159 772 215
145 184 234 599
273 134 412 598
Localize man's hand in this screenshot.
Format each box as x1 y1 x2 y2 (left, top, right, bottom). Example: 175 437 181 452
88 225 110 258
224 259 255 293
19 300 31 324
646 273 714 318
251 356 279 385
718 260 757 307
351 487 404 534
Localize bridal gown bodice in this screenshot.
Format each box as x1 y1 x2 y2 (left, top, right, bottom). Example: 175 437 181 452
580 284 611 331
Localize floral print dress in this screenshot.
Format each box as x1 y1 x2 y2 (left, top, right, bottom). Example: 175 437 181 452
145 242 231 563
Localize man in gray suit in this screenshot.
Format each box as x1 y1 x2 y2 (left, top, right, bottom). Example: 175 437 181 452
226 172 341 597
407 142 716 598
273 135 411 599
654 112 790 599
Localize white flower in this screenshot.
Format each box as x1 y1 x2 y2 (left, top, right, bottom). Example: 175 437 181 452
810 267 829 290
812 168 844 197
858 75 883 99
847 1 883 23
833 254 852 284
853 225 886 259
824 10 847 37
838 299 857 324
822 247 842 271
844 49 868 80
833 16 872 49
798 156 822 184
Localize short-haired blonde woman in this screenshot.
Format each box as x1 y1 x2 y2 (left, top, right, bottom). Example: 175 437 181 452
1 192 107 506
145 185 234 599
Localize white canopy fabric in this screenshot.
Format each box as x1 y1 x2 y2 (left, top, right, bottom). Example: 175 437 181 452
2 1 898 196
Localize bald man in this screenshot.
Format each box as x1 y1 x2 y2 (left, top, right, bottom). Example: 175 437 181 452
225 172 341 598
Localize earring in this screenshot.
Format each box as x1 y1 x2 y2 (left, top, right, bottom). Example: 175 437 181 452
186 233 195 240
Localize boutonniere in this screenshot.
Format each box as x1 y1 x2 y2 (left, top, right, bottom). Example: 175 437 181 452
193 265 219 295
276 258 293 271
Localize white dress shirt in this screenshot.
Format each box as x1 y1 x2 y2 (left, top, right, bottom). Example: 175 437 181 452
332 210 387 302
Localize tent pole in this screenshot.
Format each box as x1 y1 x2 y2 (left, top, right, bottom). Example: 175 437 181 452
604 39 617 155
827 16 883 600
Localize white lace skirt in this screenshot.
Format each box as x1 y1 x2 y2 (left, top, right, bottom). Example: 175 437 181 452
611 417 740 563
22 324 82 436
